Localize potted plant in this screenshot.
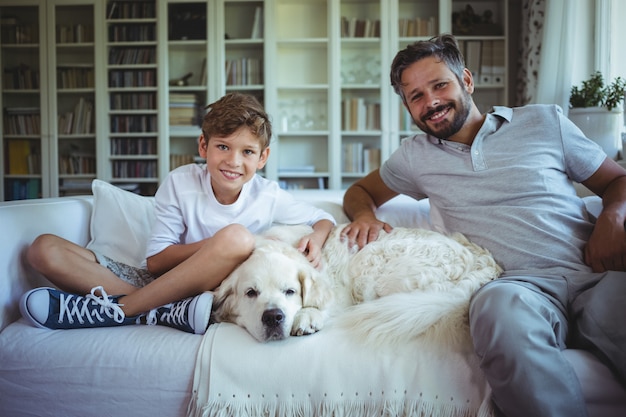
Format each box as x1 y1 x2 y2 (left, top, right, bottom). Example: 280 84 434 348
568 71 626 159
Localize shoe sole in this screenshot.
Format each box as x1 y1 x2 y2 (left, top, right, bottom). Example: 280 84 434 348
193 292 214 335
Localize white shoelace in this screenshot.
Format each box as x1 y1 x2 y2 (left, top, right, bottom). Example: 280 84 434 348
145 297 190 327
58 286 126 325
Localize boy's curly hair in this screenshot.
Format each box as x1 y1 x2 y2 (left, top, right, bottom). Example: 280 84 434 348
201 93 272 149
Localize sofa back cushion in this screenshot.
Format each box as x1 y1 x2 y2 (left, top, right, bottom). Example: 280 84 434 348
86 180 156 268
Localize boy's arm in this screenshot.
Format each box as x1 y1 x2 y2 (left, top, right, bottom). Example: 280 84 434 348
297 219 334 269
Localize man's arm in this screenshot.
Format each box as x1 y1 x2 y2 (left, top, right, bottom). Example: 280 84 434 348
342 169 399 249
581 157 626 271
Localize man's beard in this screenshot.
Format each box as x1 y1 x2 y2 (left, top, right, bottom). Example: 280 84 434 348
414 90 472 140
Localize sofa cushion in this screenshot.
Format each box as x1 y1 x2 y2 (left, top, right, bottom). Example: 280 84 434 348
86 180 155 267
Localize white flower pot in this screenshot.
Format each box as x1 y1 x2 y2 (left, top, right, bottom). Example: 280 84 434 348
568 107 624 160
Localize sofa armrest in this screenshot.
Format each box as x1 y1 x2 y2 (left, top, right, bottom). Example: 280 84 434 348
0 197 94 331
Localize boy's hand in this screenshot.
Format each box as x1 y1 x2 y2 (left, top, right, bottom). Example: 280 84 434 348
297 235 323 269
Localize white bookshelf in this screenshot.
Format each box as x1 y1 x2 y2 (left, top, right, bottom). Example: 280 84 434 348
0 0 509 200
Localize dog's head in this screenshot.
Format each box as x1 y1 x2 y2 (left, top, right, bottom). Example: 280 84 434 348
212 238 328 342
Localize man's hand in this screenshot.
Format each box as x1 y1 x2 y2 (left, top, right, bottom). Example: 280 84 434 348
340 217 393 250
584 213 626 272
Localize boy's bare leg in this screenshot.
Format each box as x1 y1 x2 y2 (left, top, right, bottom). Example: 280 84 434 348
118 224 255 316
28 224 255 318
27 234 139 296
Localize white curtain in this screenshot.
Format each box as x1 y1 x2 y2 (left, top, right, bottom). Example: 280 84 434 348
516 0 577 110
535 0 577 110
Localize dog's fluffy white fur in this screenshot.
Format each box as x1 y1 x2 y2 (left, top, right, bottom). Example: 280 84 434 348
211 224 502 346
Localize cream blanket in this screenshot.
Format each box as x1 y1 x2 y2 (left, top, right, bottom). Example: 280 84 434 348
188 322 493 417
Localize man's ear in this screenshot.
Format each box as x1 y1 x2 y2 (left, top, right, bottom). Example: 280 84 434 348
462 68 475 94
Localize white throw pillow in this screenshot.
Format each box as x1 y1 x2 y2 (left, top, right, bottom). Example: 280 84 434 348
86 180 155 267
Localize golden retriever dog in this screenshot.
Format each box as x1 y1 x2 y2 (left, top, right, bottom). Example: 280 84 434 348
211 224 502 346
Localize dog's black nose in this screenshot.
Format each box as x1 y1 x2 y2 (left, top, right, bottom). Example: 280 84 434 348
262 308 285 328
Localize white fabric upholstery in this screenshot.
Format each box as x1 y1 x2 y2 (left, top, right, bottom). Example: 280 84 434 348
0 191 624 417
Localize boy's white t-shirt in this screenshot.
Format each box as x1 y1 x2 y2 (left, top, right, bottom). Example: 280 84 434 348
145 163 335 260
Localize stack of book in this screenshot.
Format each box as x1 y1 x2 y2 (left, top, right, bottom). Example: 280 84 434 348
169 93 198 126
342 98 381 131
342 143 381 174
57 97 94 134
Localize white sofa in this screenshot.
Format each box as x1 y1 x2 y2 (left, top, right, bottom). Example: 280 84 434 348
0 184 624 417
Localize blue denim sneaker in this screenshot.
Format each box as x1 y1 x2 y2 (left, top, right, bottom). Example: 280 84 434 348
20 286 138 329
145 292 213 335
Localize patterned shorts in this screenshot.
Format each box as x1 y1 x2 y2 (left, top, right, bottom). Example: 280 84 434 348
93 251 157 288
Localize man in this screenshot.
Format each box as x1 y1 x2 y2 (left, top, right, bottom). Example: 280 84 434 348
341 34 626 417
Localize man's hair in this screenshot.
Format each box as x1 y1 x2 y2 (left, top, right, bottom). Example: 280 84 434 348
201 93 272 149
390 34 466 100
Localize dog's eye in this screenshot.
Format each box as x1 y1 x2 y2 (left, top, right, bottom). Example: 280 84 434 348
245 288 258 298
284 288 296 296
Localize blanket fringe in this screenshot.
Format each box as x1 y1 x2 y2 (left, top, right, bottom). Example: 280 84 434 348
195 398 492 417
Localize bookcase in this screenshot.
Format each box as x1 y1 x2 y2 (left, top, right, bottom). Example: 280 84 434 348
0 0 509 200
0 1 46 200
52 1 102 197
105 0 159 195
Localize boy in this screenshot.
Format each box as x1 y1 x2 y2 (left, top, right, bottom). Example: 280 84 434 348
20 92 335 335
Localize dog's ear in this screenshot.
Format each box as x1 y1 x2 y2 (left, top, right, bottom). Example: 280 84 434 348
298 267 332 309
211 273 237 323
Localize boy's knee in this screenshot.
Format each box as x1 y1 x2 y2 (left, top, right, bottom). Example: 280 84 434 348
214 224 255 255
27 234 60 269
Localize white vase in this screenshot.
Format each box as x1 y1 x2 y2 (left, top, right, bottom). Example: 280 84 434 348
568 107 624 160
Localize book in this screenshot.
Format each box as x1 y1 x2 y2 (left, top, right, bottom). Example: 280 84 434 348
465 40 482 81
7 140 31 174
250 7 263 39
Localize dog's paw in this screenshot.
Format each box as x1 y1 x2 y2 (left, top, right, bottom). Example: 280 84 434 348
291 307 325 336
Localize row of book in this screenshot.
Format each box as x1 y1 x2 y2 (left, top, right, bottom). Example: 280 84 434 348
342 143 381 174
57 67 95 89
110 115 157 133
112 160 157 179
109 47 156 65
59 153 96 175
109 69 157 88
60 178 94 196
3 65 40 90
58 97 94 135
0 23 38 44
56 24 94 44
111 137 157 155
340 17 381 38
110 92 156 110
107 25 156 43
170 154 197 171
398 17 438 38
169 93 200 126
3 108 41 135
5 179 40 200
107 1 156 20
5 139 40 175
225 58 263 86
460 39 506 85
342 98 381 131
